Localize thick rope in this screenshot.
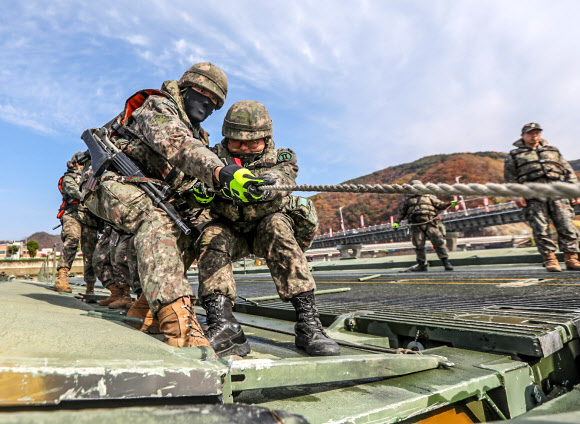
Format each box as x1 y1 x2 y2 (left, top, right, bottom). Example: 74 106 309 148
262 181 580 199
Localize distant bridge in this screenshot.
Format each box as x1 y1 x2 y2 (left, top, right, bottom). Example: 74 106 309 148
311 202 580 249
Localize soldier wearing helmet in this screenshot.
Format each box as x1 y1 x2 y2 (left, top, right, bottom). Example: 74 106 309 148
83 63 266 351
394 180 456 272
55 152 99 295
504 123 580 272
195 100 340 358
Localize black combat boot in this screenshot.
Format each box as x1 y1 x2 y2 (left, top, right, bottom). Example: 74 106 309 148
409 261 428 272
202 294 251 357
441 258 454 271
290 291 340 356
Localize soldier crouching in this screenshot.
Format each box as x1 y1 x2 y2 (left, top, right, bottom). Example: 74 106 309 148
83 63 265 351
196 100 340 357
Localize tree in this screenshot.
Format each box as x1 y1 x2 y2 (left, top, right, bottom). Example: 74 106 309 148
7 245 20 257
26 240 39 258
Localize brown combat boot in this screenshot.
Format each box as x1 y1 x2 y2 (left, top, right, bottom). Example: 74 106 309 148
564 252 580 271
542 252 562 272
55 268 72 293
125 294 161 333
158 297 211 348
85 282 96 303
98 284 121 306
108 285 133 309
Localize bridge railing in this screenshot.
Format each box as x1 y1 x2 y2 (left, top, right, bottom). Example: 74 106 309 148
314 201 520 240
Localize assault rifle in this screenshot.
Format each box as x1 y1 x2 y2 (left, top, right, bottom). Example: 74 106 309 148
81 128 191 235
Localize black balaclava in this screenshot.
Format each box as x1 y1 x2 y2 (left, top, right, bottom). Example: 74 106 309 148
184 87 216 124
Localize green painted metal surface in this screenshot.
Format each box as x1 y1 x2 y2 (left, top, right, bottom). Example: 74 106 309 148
2 279 579 423
236 346 536 423
0 281 224 405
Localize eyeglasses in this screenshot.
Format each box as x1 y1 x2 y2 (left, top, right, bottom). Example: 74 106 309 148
228 139 263 149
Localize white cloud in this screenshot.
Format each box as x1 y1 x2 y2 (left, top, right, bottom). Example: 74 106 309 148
1 0 580 176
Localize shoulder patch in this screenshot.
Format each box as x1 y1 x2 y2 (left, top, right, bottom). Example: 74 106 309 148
277 150 295 163
161 99 179 115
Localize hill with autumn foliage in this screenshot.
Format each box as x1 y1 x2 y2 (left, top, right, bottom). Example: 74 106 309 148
309 152 508 234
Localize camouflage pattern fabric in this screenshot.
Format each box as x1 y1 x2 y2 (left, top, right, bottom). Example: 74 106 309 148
57 213 98 283
84 173 198 313
209 138 298 225
222 100 272 140
111 232 132 289
82 75 227 312
125 79 224 189
397 194 450 263
524 199 579 254
396 194 448 224
504 139 579 254
284 196 319 252
178 62 228 109
198 212 316 302
504 139 578 184
93 226 114 288
60 164 99 227
125 236 141 291
94 227 135 289
411 224 449 263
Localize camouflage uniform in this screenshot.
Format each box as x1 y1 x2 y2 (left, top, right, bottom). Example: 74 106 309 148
84 76 226 314
93 225 114 288
396 194 449 263
504 138 579 255
93 224 133 289
198 137 317 302
57 162 99 283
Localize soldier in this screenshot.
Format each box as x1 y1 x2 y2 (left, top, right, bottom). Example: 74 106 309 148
93 224 133 309
394 181 456 272
83 63 268 350
55 152 99 293
504 123 580 272
196 100 340 358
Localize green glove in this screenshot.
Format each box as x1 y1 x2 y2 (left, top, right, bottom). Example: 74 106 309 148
392 222 399 229
192 180 214 204
450 200 460 208
219 165 272 203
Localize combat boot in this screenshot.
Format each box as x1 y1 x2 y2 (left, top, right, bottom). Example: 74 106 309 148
290 290 340 356
409 262 428 272
542 252 562 272
564 252 580 271
158 296 212 348
98 284 121 306
202 294 251 357
85 282 96 303
55 267 72 293
108 285 133 309
125 293 161 333
441 258 454 271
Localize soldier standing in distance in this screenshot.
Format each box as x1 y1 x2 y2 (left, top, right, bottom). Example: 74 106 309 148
83 63 269 350
55 152 99 293
394 181 456 272
504 123 580 272
196 100 340 357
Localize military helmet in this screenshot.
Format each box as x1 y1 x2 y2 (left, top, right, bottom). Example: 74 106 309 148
71 151 89 165
222 100 273 141
178 62 228 109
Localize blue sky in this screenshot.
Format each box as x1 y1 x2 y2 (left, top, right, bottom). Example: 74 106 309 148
1 0 580 240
